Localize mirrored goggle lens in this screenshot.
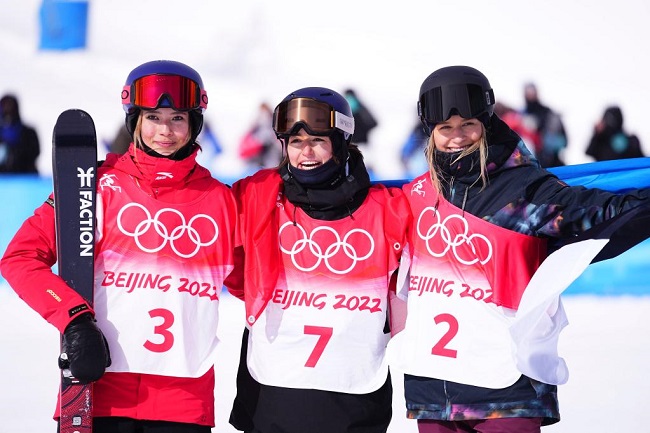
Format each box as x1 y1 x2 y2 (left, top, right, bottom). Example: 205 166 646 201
273 98 354 136
122 74 207 111
419 83 493 124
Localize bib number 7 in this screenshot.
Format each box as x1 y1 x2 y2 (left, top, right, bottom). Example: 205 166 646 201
303 325 333 367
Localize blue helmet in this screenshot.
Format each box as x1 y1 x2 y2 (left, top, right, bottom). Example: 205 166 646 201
121 60 207 141
121 60 207 114
273 87 355 143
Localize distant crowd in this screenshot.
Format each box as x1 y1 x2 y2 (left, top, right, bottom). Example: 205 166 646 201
0 83 645 178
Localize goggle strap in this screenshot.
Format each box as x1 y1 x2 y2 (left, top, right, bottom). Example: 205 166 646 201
121 85 131 105
334 111 355 135
199 89 208 110
485 88 495 107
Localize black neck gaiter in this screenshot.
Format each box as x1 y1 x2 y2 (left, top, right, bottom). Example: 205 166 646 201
281 150 371 220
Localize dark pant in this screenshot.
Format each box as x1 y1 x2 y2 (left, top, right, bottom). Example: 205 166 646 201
58 417 211 433
417 417 543 433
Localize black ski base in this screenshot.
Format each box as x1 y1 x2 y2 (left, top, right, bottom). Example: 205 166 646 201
53 109 98 433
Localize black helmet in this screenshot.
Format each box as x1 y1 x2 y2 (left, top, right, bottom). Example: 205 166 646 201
418 66 495 135
121 60 208 143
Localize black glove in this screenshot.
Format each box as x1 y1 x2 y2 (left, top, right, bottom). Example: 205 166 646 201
59 313 112 384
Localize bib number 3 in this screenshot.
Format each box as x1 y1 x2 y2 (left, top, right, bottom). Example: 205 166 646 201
144 308 175 353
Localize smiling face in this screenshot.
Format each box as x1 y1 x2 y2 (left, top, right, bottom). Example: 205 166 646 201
432 115 483 153
286 128 334 170
138 108 191 156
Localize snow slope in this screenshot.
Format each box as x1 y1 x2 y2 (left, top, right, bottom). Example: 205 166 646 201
2 287 649 433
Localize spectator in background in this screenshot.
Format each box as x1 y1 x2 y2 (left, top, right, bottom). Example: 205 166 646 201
494 101 540 156
344 89 378 173
0 94 40 174
586 105 644 161
400 120 429 179
238 102 282 170
522 83 567 167
107 122 131 155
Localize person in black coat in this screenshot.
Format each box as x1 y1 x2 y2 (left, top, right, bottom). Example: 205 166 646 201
522 83 567 168
586 105 644 161
0 94 40 174
344 89 378 146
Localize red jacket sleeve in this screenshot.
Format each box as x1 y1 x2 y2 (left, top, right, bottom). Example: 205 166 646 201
223 245 245 301
381 186 412 336
382 185 413 273
224 170 283 325
0 196 94 332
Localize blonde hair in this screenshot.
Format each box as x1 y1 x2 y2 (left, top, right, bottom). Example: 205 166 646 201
424 126 489 194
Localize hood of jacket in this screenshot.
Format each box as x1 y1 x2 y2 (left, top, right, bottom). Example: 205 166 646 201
101 143 214 200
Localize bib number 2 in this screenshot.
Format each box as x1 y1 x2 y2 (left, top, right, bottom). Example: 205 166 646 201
431 313 458 358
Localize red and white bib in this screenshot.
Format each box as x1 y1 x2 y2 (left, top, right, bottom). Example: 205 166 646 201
247 190 404 393
388 174 546 388
93 171 235 378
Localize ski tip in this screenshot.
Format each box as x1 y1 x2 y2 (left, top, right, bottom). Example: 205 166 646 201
53 109 97 146
56 109 94 124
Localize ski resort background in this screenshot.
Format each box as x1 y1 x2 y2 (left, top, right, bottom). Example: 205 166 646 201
1 1 650 432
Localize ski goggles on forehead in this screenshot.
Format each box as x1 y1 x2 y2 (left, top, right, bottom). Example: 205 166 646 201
418 83 494 126
122 74 208 111
273 98 355 136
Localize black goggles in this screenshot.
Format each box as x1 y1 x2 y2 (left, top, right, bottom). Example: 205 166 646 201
418 83 494 128
121 74 208 112
273 98 354 136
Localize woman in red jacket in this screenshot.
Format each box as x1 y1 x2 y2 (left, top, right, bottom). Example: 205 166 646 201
226 87 412 433
0 60 238 433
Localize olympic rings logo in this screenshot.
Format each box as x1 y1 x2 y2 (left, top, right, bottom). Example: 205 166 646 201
416 206 492 265
278 221 375 275
117 203 219 259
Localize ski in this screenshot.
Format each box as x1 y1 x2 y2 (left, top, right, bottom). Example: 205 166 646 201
52 109 98 433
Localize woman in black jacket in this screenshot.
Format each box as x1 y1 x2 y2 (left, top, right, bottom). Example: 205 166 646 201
389 65 650 433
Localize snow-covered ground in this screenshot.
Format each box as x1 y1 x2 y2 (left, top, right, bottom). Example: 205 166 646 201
1 286 649 433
